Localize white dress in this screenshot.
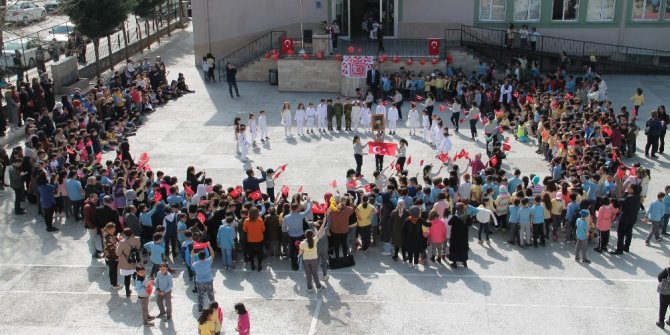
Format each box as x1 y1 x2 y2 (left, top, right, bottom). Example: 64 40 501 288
406 108 421 128
281 109 292 126
294 109 306 125
351 106 362 125
438 134 453 154
360 107 372 126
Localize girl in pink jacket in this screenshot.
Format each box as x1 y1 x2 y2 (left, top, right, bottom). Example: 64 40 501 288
594 198 618 253
427 210 448 263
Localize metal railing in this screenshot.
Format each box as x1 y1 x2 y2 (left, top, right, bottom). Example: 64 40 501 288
337 38 449 59
217 31 286 81
457 25 670 73
1 10 180 73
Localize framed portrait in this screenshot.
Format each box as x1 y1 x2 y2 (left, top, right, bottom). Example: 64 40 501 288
371 114 385 132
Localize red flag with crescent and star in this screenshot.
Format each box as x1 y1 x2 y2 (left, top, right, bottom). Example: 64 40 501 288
368 142 396 156
427 38 440 56
280 38 294 54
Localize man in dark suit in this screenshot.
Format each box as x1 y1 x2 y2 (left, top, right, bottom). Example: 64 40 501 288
366 65 380 99
95 195 122 233
610 185 641 255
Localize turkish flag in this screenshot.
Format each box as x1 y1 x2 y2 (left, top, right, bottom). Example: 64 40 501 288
281 37 294 54
364 184 371 193
437 153 449 163
568 138 577 147
406 156 412 165
502 142 511 151
329 180 337 188
489 156 498 168
615 167 625 179
249 190 262 201
281 185 289 196
427 38 440 56
368 142 397 156
279 164 288 172
273 170 283 179
184 185 195 197
419 159 424 166
439 105 446 112
611 150 617 162
312 203 327 214
197 213 206 224
346 179 357 189
154 192 162 204
297 185 303 193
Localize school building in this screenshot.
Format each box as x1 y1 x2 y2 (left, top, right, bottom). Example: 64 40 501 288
192 0 670 63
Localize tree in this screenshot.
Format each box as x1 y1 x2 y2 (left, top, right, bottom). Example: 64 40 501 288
133 0 164 51
0 0 6 48
65 0 137 78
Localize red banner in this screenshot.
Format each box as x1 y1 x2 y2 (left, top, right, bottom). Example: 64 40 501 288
280 37 294 54
368 142 396 156
427 38 441 56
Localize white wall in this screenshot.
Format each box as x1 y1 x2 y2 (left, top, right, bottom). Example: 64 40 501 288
192 0 328 63
401 0 474 25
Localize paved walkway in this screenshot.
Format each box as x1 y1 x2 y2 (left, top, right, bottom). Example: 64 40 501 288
1 26 670 334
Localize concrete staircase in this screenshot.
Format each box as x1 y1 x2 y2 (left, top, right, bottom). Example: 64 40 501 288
447 48 482 75
236 58 278 82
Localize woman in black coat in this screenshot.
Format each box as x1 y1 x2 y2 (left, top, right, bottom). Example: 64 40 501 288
402 206 429 268
657 105 668 154
379 192 395 254
448 202 470 269
658 263 670 329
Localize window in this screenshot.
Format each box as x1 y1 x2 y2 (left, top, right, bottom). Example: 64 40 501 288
632 0 661 21
587 0 615 21
514 0 541 21
552 0 580 21
665 1 670 20
479 0 506 21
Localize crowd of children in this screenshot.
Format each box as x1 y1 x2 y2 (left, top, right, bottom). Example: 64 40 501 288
6 46 670 332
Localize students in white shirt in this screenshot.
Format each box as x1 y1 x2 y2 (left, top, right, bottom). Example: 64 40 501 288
249 113 258 143
406 104 420 136
258 111 268 141
281 102 292 137
316 99 328 133
421 109 431 142
305 102 317 134
387 104 399 135
375 100 386 116
201 57 210 82
294 103 307 136
351 101 362 132
238 124 251 160
360 103 372 132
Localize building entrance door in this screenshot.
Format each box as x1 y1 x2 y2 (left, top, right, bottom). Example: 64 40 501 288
333 0 397 40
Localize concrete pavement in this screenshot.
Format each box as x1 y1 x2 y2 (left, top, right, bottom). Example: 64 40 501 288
0 25 669 334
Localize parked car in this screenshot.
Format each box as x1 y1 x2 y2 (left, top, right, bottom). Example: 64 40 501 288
1 39 51 70
46 22 76 45
44 0 63 13
4 1 47 24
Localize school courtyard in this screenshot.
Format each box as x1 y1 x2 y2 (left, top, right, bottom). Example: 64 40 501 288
1 26 670 334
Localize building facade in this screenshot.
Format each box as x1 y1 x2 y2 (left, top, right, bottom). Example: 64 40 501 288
192 0 670 64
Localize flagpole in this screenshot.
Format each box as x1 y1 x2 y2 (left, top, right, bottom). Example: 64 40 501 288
298 0 306 55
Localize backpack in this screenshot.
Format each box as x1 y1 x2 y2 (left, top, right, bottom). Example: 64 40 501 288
127 245 141 264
